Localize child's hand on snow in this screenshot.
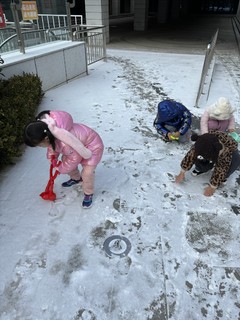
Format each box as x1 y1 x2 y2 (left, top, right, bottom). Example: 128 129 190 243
175 171 185 183
203 185 216 197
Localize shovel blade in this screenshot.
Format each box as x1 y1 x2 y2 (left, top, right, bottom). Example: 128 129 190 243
40 191 56 201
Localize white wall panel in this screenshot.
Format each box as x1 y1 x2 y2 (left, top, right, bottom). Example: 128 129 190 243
35 51 66 91
2 42 87 91
64 45 86 81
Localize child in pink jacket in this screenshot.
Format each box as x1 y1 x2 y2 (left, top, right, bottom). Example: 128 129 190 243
24 110 104 208
200 97 235 134
192 97 236 176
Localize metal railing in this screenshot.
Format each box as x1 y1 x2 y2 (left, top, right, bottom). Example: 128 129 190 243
0 11 106 65
195 29 219 107
0 25 107 66
73 25 107 65
0 13 83 53
0 27 70 53
36 14 83 30
0 27 16 44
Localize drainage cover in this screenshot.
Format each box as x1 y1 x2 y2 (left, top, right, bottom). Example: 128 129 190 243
103 235 131 258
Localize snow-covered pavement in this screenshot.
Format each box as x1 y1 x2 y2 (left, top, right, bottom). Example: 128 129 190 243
0 48 240 320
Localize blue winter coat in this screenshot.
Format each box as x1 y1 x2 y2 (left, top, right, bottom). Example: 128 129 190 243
154 100 192 138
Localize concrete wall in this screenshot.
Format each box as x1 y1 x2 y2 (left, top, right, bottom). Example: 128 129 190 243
1 41 87 91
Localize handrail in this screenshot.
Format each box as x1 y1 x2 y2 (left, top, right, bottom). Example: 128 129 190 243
73 25 106 35
195 29 219 107
232 15 240 55
0 33 17 50
45 29 63 41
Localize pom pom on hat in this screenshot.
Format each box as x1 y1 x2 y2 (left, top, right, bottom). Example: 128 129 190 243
208 97 235 120
192 133 222 163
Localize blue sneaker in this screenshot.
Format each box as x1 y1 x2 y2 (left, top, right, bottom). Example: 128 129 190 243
62 178 82 187
82 194 93 208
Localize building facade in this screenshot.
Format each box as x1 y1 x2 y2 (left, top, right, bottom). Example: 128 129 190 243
2 0 240 21
1 0 240 41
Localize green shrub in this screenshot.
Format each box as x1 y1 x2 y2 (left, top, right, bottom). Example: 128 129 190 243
0 73 43 169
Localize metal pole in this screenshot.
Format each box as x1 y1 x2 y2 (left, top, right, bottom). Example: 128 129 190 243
10 1 25 53
65 0 75 41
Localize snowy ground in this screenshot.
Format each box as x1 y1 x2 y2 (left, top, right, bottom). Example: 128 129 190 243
0 49 240 320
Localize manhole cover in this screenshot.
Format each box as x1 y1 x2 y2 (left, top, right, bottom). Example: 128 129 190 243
103 235 131 258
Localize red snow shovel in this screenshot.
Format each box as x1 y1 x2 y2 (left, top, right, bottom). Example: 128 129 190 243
40 157 60 201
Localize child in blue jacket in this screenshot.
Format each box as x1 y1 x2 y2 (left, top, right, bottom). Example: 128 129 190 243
154 100 192 142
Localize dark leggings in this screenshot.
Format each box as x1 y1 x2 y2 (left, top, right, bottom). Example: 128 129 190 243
195 150 240 178
226 150 240 177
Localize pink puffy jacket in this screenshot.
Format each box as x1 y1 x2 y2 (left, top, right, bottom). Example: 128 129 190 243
46 111 104 174
200 110 235 134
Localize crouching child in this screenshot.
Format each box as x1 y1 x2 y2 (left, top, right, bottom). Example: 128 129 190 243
154 99 192 143
175 131 240 196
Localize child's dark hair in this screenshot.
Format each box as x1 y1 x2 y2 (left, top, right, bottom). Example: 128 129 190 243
23 121 56 150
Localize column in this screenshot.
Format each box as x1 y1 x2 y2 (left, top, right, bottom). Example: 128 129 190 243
170 0 181 20
237 0 240 15
134 0 148 31
157 0 169 23
111 0 120 16
85 0 109 42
